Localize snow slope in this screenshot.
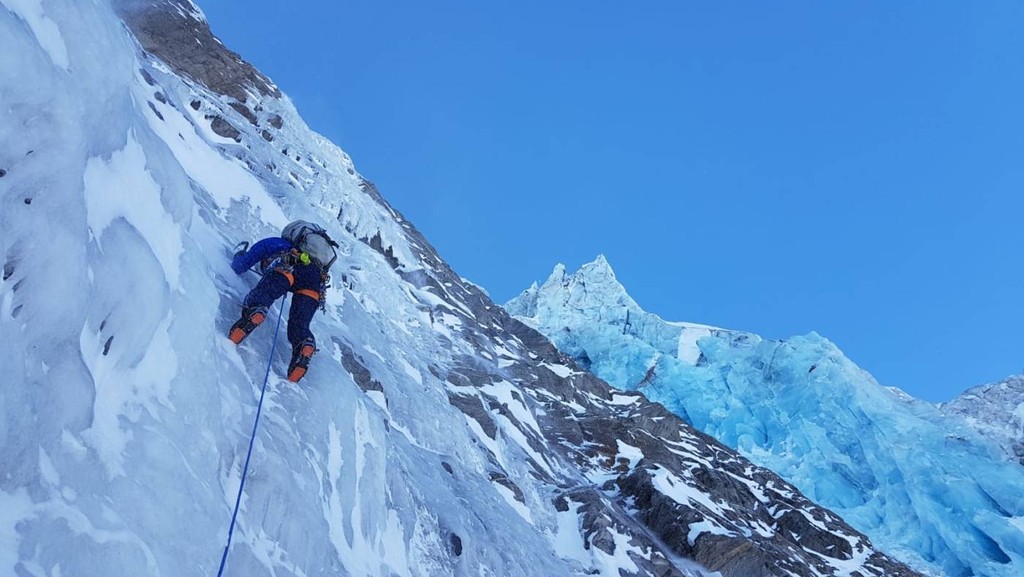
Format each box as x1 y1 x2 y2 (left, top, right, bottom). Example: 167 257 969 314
1 1 919 576
507 257 1024 577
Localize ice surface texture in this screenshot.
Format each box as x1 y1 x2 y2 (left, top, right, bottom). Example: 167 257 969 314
507 257 1024 576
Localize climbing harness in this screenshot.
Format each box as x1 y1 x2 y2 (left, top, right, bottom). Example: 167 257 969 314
216 298 286 577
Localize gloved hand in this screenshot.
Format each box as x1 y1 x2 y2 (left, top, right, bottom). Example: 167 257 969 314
230 241 253 275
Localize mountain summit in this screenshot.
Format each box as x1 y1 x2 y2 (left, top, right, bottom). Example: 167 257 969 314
507 255 639 320
507 257 1024 577
1 2 920 576
508 257 747 368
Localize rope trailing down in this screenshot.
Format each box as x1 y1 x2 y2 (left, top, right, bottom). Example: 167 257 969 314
217 298 286 576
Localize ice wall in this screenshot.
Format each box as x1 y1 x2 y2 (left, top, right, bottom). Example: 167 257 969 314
0 2 583 574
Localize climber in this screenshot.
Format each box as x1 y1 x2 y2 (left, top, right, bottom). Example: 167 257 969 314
229 220 339 382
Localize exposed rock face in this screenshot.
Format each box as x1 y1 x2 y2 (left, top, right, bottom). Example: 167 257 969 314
113 0 280 102
942 375 1024 466
113 0 286 142
207 115 241 141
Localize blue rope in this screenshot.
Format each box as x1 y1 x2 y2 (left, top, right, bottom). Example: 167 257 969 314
217 297 286 577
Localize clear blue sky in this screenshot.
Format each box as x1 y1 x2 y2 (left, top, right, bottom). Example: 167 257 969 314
200 1 1022 402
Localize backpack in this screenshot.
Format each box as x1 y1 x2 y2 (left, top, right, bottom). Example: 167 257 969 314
282 220 339 270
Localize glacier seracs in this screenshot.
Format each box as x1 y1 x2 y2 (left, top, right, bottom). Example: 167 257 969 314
507 257 1024 577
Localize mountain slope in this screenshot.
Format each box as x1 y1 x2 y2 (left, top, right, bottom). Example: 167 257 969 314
507 257 1024 577
1 1 919 576
941 375 1024 466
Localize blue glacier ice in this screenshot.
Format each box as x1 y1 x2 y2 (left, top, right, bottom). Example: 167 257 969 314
507 256 1024 577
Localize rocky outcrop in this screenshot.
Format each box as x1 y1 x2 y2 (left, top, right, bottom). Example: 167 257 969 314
113 0 279 101
113 0 285 143
942 375 1024 466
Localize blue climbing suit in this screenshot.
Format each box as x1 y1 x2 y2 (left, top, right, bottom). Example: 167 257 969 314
231 237 323 351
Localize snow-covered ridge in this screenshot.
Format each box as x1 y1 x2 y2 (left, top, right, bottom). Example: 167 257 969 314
1 1 918 576
507 257 1024 577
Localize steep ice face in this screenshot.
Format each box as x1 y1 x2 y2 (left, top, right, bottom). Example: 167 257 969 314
507 258 1024 577
1 1 921 576
942 375 1024 466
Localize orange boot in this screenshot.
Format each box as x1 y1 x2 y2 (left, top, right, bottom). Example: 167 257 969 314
228 307 268 344
287 338 316 382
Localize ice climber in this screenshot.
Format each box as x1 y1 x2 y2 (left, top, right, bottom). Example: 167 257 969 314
229 220 339 382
